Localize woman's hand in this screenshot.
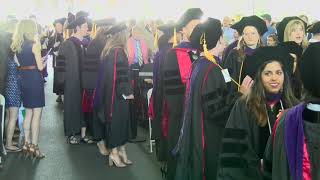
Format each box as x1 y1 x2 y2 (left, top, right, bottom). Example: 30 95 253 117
239 75 254 95
126 94 134 100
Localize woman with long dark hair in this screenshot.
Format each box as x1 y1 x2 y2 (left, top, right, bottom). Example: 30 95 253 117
263 38 320 180
217 46 298 179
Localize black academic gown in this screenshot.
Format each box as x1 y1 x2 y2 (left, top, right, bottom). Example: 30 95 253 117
263 104 320 180
217 98 284 180
160 42 195 180
58 37 85 136
84 39 106 139
48 32 64 94
151 44 171 162
174 57 240 180
0 31 11 95
94 48 133 148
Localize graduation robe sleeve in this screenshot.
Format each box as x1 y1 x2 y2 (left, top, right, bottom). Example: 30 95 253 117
222 49 242 93
217 99 264 180
175 58 241 180
115 49 133 97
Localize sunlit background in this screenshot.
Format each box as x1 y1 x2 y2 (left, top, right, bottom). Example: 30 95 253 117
1 0 319 25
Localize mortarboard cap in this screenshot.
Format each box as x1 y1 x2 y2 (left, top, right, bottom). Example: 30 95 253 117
76 11 89 19
94 18 116 27
307 21 320 34
261 14 272 22
190 17 222 51
158 23 176 36
67 16 87 29
276 16 307 42
242 46 294 80
53 18 67 26
231 15 267 36
278 41 303 59
299 42 320 97
106 23 127 36
176 8 203 31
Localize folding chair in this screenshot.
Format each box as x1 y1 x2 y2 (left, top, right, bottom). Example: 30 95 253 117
0 94 6 156
147 88 155 153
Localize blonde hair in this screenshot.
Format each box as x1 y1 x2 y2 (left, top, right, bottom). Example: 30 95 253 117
11 19 38 53
283 19 308 49
101 30 128 59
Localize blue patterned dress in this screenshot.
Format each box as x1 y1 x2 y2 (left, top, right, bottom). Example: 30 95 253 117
5 56 21 107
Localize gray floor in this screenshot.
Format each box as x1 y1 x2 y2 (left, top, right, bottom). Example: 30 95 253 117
0 63 162 180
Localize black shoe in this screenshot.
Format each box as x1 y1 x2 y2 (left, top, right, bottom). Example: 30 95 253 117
56 96 62 103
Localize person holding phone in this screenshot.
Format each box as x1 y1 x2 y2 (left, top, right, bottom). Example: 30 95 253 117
10 19 47 159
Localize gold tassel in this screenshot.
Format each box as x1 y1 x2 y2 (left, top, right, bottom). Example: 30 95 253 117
91 23 97 38
63 29 69 40
153 29 159 49
173 27 178 47
202 33 240 87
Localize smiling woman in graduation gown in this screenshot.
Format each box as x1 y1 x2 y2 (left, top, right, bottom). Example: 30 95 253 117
263 41 320 180
217 46 298 180
222 15 267 93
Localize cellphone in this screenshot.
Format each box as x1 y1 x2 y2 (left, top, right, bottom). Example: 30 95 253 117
43 48 52 62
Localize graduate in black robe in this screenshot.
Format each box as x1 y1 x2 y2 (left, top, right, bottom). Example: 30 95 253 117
48 18 66 102
174 17 242 180
150 23 175 162
263 41 320 180
93 23 134 167
159 8 203 180
58 16 90 144
217 46 298 180
276 16 307 99
222 15 267 93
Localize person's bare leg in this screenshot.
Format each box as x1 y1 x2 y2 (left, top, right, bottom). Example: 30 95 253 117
97 140 109 155
22 108 32 153
6 107 19 149
108 147 126 167
119 145 132 164
30 108 44 158
23 108 32 144
31 108 42 145
81 127 86 138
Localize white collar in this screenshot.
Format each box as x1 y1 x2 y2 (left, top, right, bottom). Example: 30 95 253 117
307 103 320 112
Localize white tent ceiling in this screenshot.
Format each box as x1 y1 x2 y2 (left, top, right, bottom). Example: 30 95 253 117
0 0 319 25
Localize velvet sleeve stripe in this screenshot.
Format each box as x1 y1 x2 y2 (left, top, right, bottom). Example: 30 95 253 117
85 54 100 59
219 156 248 168
117 70 127 76
116 77 128 83
221 142 248 154
164 86 185 95
164 70 180 77
56 55 66 60
223 128 248 140
56 61 65 66
164 78 181 86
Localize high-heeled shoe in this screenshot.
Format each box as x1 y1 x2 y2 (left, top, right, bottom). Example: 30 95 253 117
118 149 133 165
29 144 45 159
108 154 126 168
22 142 31 155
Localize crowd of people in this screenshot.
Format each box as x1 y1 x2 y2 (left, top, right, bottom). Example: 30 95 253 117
0 7 320 180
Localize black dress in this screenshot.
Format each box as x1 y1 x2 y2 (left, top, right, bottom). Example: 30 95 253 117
94 48 133 148
0 31 11 95
58 37 85 136
217 98 283 180
174 57 240 180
